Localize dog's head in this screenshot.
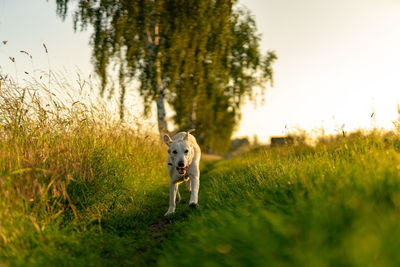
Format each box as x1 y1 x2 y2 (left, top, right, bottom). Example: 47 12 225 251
164 130 195 176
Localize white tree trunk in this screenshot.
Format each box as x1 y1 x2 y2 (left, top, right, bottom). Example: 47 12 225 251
145 18 168 135
156 89 167 134
188 97 197 130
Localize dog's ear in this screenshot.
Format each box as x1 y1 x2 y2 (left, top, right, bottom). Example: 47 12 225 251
184 129 195 140
163 134 172 145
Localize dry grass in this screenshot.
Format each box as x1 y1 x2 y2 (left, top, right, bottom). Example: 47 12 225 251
0 75 167 263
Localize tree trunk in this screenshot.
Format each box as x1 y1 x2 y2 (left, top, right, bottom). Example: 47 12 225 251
119 84 126 121
155 47 168 134
119 63 126 121
155 60 168 134
156 90 168 134
188 97 197 130
145 17 168 135
154 20 168 135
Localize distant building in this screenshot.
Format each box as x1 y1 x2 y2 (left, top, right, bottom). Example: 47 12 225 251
270 136 294 146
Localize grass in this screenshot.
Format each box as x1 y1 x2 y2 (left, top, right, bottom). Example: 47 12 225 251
0 78 169 266
159 132 400 266
1 77 400 266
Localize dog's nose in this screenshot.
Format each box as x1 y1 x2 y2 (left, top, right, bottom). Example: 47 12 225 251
178 161 185 167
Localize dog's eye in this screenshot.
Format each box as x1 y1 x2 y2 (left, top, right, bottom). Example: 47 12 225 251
184 149 188 154
173 150 177 154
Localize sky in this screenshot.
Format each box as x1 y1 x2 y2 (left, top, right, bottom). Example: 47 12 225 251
1 0 400 142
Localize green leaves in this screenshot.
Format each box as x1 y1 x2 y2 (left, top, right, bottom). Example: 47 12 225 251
53 0 276 153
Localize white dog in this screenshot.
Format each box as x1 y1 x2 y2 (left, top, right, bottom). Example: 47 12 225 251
163 129 201 216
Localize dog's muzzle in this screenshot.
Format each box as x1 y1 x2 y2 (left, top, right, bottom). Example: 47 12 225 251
177 165 189 175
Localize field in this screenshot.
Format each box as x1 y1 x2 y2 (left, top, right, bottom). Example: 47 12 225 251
1 82 400 266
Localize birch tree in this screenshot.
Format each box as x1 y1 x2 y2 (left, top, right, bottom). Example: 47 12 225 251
53 0 276 152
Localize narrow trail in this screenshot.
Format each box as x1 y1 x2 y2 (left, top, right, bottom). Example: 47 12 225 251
141 157 221 263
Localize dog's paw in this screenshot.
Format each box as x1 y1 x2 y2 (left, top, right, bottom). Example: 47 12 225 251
164 211 174 216
189 203 199 208
164 209 175 216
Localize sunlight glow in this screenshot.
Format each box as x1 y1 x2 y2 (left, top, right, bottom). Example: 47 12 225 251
235 0 400 142
1 0 399 143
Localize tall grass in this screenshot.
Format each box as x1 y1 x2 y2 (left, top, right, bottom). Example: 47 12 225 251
0 76 168 265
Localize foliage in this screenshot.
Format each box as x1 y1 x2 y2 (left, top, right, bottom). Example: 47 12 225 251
53 0 276 153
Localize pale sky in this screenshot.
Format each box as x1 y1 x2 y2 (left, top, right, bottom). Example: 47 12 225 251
1 0 400 142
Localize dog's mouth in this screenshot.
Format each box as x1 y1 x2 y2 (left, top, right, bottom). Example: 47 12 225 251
176 166 189 175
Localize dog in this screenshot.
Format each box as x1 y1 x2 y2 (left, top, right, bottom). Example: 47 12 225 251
163 129 201 216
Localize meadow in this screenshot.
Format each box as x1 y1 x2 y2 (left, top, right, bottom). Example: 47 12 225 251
1 79 400 266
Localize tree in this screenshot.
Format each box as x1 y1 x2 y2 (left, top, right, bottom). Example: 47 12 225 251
53 0 276 152
168 7 276 152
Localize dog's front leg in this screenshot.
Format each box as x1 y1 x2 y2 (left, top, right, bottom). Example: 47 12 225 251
189 168 200 207
176 187 181 203
165 181 178 216
185 179 191 192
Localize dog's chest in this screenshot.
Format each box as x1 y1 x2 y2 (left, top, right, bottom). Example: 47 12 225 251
173 173 190 184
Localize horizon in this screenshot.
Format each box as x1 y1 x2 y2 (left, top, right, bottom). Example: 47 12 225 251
1 0 400 143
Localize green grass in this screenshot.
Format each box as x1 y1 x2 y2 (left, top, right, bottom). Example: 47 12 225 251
0 80 170 266
2 79 400 266
159 133 400 266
